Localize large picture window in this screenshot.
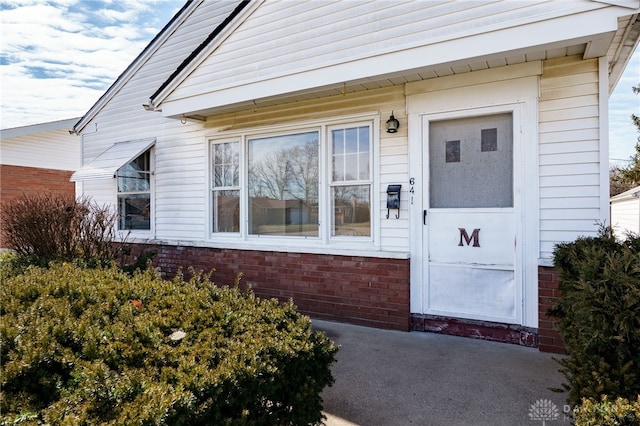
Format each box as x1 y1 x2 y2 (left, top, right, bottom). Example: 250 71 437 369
209 119 374 243
248 131 319 236
117 149 152 230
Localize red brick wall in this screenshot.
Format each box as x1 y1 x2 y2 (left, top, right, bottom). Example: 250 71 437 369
126 244 411 331
0 164 75 248
121 244 567 352
538 266 566 353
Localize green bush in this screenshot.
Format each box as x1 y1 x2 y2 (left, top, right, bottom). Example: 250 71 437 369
1 194 128 268
549 227 640 407
574 395 640 426
0 264 338 425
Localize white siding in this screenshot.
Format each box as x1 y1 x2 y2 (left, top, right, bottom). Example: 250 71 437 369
538 56 604 260
76 1 241 240
611 198 640 236
165 0 615 110
0 125 79 171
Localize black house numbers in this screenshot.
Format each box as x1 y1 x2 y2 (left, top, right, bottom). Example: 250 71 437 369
458 228 480 247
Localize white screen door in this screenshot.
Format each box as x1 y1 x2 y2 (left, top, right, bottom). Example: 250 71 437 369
423 113 518 323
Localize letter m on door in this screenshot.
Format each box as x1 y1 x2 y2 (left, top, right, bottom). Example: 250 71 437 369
458 228 480 247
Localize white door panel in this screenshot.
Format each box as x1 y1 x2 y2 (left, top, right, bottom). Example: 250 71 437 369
428 264 516 322
423 112 519 324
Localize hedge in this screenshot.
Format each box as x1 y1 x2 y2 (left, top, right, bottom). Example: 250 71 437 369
0 263 338 425
574 395 640 426
549 228 640 408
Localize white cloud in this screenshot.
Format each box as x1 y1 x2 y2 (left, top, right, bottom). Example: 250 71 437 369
0 0 178 129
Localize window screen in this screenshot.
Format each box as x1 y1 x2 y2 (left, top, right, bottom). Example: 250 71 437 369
429 113 513 208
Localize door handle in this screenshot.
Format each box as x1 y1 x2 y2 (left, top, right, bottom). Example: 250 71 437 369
423 210 427 225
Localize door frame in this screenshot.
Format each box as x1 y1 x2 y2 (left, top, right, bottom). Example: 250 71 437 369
407 75 540 328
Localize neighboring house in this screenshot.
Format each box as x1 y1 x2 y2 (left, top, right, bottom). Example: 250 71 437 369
0 118 80 249
70 0 640 353
611 185 640 237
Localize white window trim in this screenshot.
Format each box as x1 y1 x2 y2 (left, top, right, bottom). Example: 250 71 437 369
205 112 381 251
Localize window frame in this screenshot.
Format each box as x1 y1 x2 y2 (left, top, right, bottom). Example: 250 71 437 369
210 140 241 234
328 121 374 240
116 147 154 234
206 113 380 249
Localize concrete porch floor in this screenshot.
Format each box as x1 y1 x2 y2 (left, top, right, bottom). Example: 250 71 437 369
314 319 568 426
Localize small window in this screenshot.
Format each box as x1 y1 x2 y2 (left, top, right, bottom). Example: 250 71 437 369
117 149 152 230
212 141 240 233
330 125 372 237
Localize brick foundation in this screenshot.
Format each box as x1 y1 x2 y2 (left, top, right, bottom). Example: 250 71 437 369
122 243 567 352
538 266 566 354
125 243 411 331
410 314 538 347
0 164 75 249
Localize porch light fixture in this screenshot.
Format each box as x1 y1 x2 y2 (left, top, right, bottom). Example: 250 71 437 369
386 113 399 133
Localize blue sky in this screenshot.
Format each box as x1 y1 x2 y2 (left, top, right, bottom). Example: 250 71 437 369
0 0 638 164
0 0 180 127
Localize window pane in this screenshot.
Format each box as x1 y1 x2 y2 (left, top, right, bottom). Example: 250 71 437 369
359 153 369 180
344 153 358 181
332 185 371 237
332 129 344 154
213 190 239 233
333 156 344 181
345 128 358 153
248 131 319 236
358 126 369 152
118 193 150 230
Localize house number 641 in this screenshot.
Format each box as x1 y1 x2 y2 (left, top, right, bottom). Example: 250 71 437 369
409 177 415 204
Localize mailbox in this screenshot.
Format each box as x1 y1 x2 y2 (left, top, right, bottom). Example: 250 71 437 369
386 184 401 218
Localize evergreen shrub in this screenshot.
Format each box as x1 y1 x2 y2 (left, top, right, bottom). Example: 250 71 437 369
549 227 640 407
574 395 640 426
0 264 338 425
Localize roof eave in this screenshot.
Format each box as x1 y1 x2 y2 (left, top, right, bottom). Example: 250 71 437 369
147 0 260 112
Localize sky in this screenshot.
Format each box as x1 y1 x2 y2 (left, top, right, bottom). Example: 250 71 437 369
0 0 638 164
0 0 180 128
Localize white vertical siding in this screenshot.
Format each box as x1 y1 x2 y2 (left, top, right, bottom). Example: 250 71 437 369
153 129 208 241
538 56 603 260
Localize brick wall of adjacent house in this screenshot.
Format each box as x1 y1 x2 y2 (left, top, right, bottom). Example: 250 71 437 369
538 266 566 354
125 244 411 331
0 164 75 249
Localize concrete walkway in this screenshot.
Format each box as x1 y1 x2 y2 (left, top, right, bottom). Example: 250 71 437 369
314 320 569 426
